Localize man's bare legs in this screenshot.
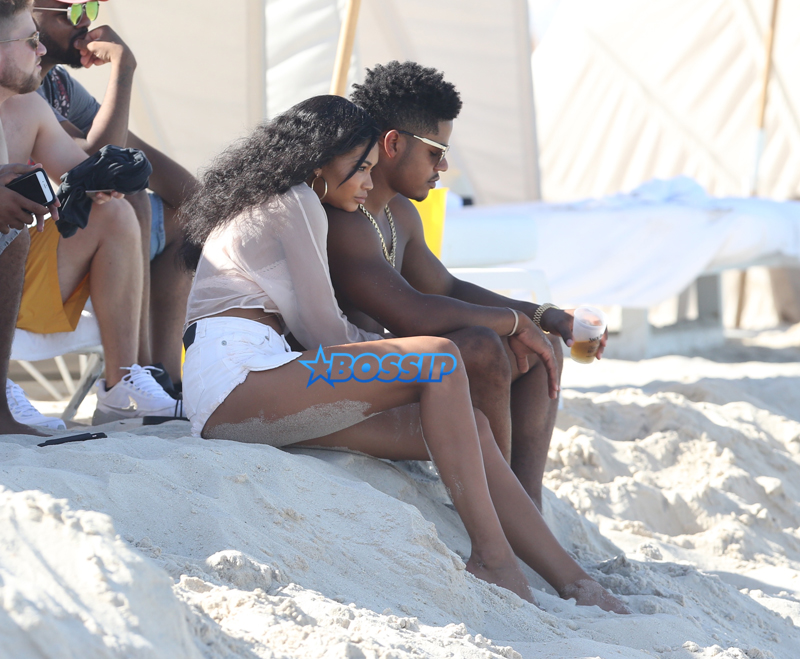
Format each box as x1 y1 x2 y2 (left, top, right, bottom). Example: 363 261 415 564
449 327 563 510
0 230 44 436
56 198 142 387
125 191 190 383
124 132 197 382
508 334 563 510
446 326 513 459
130 137 197 382
148 203 191 382
125 190 153 369
203 335 626 612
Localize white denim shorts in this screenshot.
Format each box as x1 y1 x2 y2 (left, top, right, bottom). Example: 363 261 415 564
182 317 303 437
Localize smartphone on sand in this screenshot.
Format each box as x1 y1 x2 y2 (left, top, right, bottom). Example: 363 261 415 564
6 168 55 206
37 432 107 447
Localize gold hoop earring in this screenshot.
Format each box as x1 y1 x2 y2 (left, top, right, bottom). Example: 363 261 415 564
311 175 328 201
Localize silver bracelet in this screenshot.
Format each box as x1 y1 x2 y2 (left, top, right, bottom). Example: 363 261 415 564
506 308 520 336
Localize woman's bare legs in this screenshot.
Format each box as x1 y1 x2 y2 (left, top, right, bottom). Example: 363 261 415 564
473 412 629 613
304 405 628 613
205 336 533 601
206 336 628 611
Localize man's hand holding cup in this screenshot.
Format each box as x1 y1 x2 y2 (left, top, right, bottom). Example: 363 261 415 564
540 306 609 361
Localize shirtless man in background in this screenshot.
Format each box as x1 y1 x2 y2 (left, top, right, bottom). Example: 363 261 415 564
0 0 61 433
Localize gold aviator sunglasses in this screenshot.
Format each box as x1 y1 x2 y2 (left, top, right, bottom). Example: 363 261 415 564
0 31 41 49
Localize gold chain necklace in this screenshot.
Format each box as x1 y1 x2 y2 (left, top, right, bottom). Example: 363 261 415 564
358 204 397 267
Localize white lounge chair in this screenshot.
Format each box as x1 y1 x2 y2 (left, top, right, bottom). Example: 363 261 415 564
10 303 104 422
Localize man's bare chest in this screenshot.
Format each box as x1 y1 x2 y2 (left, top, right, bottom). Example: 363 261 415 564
362 208 410 273
0 106 37 163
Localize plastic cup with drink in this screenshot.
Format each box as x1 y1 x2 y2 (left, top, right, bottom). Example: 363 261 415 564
570 306 607 364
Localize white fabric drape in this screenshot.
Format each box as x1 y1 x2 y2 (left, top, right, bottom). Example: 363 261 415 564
533 0 800 201
71 0 541 206
444 179 800 308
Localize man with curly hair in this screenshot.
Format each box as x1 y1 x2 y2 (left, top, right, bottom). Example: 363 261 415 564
326 60 597 509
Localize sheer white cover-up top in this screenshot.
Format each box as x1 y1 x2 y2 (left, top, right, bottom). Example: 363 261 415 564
185 183 383 350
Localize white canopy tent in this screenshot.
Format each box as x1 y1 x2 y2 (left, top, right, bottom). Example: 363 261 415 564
39 0 800 354
70 0 541 205
532 0 800 201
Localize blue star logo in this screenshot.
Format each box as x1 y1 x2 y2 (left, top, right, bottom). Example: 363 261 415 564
299 346 333 387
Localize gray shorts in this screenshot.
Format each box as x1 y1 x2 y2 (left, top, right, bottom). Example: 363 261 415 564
0 228 20 256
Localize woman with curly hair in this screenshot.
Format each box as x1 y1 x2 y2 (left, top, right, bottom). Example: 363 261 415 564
179 95 628 614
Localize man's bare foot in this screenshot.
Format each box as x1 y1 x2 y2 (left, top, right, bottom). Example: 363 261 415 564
561 578 631 614
466 554 537 604
0 414 48 437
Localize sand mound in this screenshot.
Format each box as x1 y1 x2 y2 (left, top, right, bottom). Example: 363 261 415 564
0 487 200 659
1 348 800 657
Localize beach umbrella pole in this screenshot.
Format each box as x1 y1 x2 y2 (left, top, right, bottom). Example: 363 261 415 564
330 0 362 97
737 0 780 328
748 0 780 197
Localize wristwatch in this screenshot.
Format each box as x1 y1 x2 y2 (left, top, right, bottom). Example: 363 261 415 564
532 303 559 330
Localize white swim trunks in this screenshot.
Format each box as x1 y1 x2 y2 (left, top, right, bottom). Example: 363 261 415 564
182 317 302 437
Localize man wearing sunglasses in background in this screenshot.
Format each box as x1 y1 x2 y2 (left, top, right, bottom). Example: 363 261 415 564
0 0 182 426
325 61 593 511
32 0 196 393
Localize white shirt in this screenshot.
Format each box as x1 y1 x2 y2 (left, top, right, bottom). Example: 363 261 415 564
186 183 382 350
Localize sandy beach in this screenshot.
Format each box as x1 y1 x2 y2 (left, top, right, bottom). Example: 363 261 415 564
2 327 800 659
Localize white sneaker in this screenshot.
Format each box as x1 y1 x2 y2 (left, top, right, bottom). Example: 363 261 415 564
92 364 183 425
5 379 67 431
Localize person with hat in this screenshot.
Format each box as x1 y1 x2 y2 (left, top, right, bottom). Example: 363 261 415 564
32 0 196 391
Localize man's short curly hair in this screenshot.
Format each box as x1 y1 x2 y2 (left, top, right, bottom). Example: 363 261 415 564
0 0 31 21
350 61 462 135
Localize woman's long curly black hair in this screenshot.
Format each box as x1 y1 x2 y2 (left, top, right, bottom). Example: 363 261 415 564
180 95 379 271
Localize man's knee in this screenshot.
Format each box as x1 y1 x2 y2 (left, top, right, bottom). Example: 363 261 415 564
450 326 511 383
521 332 564 380
55 199 142 274
411 335 462 362
92 198 140 241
